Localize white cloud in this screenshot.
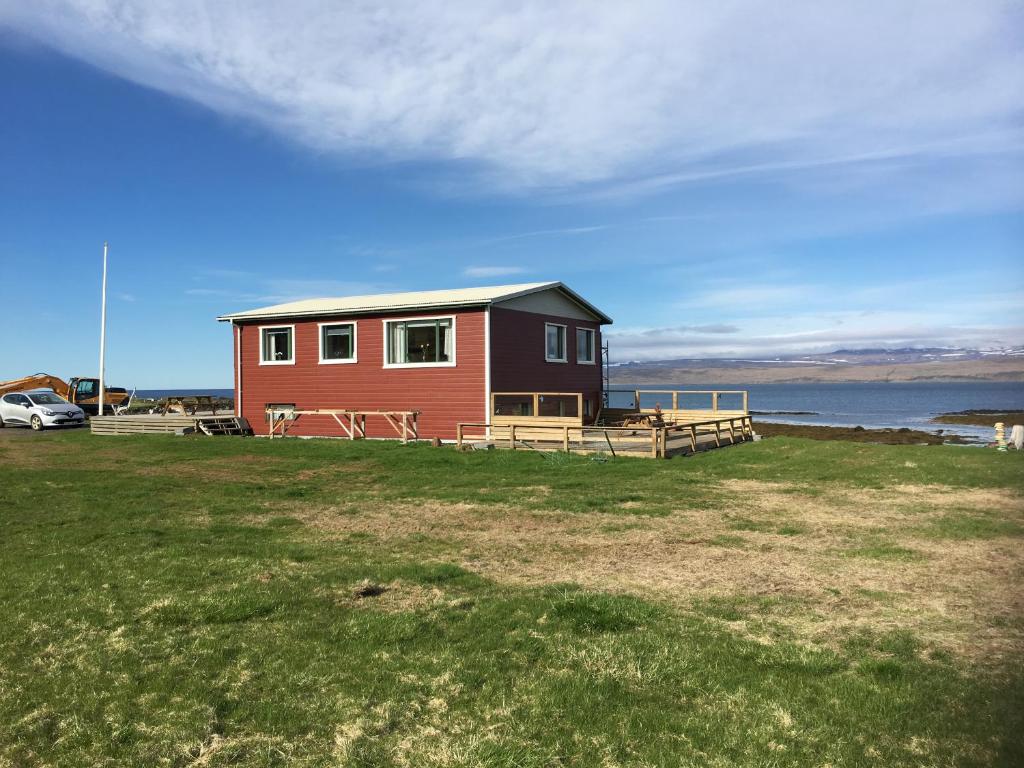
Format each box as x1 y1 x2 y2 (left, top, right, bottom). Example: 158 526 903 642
462 265 527 278
185 276 388 305
687 284 818 310
475 226 607 245
608 309 1024 360
2 1 1020 193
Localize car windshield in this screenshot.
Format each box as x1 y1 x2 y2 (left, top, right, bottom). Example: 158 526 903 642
28 392 67 405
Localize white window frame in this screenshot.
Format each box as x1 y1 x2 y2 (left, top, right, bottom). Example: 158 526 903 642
545 322 568 363
259 324 296 366
382 314 457 369
576 327 596 365
318 321 358 365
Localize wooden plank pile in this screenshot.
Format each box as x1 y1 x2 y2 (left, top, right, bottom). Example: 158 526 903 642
89 415 252 436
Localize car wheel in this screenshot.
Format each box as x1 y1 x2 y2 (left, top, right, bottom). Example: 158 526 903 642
30 415 44 431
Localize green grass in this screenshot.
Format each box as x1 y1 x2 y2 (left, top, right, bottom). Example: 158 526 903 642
843 542 926 561
920 512 1024 540
0 430 1022 766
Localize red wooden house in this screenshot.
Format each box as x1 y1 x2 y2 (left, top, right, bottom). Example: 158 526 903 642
217 282 613 439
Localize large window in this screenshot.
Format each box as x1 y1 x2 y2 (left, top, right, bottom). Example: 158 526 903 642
545 323 567 362
260 326 294 364
385 317 454 366
319 322 356 363
576 327 596 364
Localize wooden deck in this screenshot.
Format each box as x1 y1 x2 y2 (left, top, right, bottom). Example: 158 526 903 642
459 389 754 458
89 413 250 436
457 417 753 458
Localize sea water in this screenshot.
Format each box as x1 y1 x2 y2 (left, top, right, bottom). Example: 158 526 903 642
608 382 1024 442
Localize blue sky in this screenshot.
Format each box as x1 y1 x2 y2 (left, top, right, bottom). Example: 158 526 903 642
1 2 1022 387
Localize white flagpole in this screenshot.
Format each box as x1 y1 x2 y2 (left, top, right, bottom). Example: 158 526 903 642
98 241 108 416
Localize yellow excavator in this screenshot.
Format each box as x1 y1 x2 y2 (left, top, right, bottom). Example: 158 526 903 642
0 374 130 416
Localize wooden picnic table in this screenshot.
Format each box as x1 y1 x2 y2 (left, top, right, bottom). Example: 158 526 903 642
160 395 219 416
619 412 669 428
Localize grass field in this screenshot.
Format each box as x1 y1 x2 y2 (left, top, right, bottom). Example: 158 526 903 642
1 429 1023 767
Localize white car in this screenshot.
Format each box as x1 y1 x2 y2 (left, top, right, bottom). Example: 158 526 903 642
0 390 86 430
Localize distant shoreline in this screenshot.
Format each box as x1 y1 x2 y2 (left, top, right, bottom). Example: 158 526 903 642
610 359 1024 385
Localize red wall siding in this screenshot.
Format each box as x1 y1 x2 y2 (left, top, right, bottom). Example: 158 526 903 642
489 307 603 416
236 308 486 439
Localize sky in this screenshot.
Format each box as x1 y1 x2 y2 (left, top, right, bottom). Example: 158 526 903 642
1 1 1022 387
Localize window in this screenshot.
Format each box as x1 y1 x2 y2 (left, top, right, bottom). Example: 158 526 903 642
538 394 578 417
576 328 596 364
260 326 294 364
28 392 65 405
265 403 295 423
75 379 96 398
493 394 534 416
385 317 455 366
319 323 356 363
545 323 567 362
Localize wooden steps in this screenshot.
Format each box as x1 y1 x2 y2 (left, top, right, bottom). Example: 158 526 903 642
198 417 253 436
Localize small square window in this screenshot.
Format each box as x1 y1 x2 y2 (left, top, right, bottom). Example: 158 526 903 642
576 328 595 364
260 326 294 364
545 324 567 362
320 323 356 363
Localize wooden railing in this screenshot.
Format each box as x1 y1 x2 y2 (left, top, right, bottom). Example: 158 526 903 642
629 389 748 415
457 414 753 459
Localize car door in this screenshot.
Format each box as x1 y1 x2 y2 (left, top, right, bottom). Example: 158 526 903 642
1 394 29 424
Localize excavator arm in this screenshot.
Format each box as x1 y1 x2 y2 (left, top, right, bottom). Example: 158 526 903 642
0 373 70 399
0 373 128 414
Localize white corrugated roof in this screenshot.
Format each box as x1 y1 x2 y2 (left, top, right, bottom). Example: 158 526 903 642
216 281 612 323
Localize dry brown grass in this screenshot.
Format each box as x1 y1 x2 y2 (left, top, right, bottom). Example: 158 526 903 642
271 481 1024 662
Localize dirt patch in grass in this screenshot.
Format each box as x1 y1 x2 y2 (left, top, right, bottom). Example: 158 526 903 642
280 480 1024 662
128 454 284 482
331 579 461 613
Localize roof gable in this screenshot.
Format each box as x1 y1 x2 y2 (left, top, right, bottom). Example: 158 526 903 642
494 287 605 322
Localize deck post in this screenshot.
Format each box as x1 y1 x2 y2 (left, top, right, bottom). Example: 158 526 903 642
743 391 748 413
563 425 569 452
457 424 463 449
712 391 718 414
650 427 658 458
509 423 516 450
672 391 678 411
689 425 697 453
